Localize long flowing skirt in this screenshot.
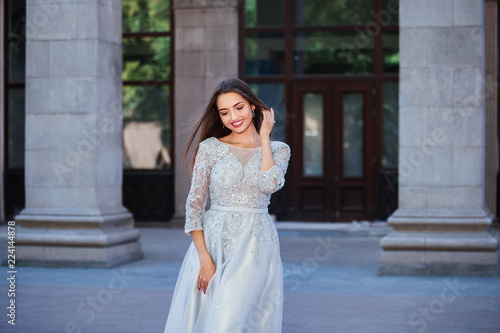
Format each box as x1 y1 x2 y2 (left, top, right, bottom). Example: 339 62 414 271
164 205 283 333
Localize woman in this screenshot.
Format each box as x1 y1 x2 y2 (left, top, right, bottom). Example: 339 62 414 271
164 78 290 332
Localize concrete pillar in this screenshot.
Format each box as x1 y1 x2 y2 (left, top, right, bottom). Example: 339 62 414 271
171 0 238 224
14 0 143 268
380 0 499 276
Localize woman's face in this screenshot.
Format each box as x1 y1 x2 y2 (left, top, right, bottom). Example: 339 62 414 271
216 92 255 134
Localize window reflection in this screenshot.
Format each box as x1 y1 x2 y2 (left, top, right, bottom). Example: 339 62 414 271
123 0 171 33
248 83 286 141
8 38 25 84
343 93 363 177
382 31 399 73
123 122 171 169
293 0 373 26
245 34 285 76
303 93 323 177
382 0 399 24
382 81 398 167
122 0 172 170
8 89 25 169
8 0 25 84
123 85 171 169
123 37 171 81
294 32 374 75
245 0 285 27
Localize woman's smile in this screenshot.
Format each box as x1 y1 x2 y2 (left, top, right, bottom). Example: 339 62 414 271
230 119 244 128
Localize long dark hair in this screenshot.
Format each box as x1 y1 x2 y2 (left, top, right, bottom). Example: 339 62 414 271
185 78 268 173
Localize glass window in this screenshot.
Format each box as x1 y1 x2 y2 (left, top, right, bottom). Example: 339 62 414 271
343 93 364 177
382 31 399 73
294 31 374 75
248 83 286 141
123 0 172 170
8 0 26 85
245 34 285 76
123 37 171 81
245 0 285 27
303 93 324 177
123 85 171 169
382 81 398 167
8 41 25 84
8 89 26 169
382 0 399 25
6 0 26 170
293 0 374 26
123 0 171 33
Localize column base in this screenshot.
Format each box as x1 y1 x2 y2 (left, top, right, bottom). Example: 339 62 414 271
5 242 143 268
379 249 500 276
378 262 500 277
379 208 500 276
10 207 143 268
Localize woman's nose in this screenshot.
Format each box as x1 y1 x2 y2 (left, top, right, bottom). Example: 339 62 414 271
229 110 237 120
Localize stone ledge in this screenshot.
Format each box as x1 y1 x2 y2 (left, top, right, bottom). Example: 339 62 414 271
378 263 500 277
380 249 500 266
380 232 499 251
387 208 494 232
7 241 143 269
16 208 134 229
16 226 141 247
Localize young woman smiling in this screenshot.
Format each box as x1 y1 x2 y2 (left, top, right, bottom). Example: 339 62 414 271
164 78 290 333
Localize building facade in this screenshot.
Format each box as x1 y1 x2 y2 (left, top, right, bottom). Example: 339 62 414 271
0 0 499 270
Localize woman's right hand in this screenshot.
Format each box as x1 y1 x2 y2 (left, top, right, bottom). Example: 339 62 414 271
198 257 216 294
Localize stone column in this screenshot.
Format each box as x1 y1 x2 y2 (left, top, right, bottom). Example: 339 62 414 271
14 0 143 268
380 0 499 276
171 0 238 224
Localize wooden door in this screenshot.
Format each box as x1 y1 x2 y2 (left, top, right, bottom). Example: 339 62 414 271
290 81 376 221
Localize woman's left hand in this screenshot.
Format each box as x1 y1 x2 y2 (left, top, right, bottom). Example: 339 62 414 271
259 107 275 140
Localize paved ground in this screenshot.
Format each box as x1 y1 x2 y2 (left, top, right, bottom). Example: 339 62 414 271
0 222 499 333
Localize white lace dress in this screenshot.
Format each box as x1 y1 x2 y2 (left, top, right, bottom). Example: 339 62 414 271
164 137 291 333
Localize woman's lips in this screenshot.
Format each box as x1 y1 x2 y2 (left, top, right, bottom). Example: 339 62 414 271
231 119 244 128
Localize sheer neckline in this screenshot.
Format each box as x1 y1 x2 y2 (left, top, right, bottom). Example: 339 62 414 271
216 138 261 150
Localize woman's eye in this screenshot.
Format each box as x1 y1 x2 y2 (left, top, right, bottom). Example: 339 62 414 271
237 107 243 110
221 113 227 116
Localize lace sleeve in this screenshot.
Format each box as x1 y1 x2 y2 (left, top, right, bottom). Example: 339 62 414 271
184 142 212 235
258 143 291 194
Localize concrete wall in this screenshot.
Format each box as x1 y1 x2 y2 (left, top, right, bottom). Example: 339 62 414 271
172 0 238 223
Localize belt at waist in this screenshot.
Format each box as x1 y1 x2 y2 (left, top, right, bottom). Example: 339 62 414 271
209 205 268 214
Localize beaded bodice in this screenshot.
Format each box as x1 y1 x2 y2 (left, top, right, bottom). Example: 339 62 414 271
184 137 290 235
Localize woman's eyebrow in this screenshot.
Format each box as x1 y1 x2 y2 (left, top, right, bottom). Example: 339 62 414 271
219 101 244 112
